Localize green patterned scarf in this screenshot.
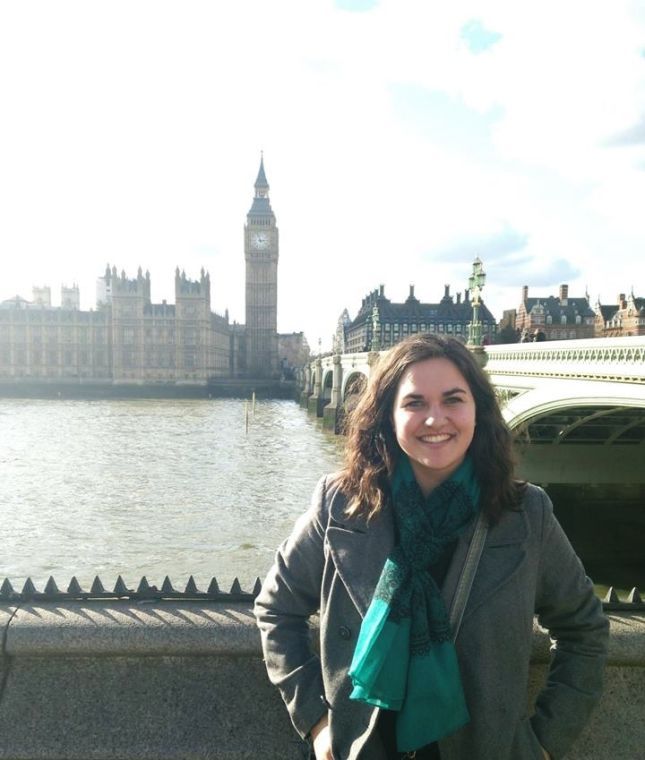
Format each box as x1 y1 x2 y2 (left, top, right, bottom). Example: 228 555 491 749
348 454 480 752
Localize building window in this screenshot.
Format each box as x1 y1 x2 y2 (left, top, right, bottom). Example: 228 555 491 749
438 324 444 332
561 315 567 325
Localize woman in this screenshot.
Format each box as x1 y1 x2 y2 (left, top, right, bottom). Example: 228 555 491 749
255 334 608 759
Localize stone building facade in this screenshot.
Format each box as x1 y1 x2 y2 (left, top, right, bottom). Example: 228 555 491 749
0 159 283 386
593 291 645 337
515 284 595 341
0 293 113 383
0 267 239 385
342 282 497 353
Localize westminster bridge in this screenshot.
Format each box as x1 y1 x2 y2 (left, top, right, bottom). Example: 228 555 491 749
299 335 645 486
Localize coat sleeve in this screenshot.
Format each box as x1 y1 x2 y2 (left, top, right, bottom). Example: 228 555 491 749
530 487 609 759
254 474 330 739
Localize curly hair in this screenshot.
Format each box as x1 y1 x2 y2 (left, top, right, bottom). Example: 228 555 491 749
337 334 524 523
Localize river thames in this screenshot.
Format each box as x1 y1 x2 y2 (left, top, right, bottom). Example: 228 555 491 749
0 398 344 589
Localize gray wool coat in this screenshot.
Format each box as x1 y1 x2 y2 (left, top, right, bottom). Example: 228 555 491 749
254 475 609 760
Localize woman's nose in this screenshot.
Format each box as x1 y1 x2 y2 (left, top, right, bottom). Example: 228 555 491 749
424 415 435 426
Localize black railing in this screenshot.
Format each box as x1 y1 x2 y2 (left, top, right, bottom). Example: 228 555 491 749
0 576 643 610
0 575 261 603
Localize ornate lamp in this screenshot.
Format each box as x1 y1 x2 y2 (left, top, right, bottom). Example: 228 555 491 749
467 257 486 347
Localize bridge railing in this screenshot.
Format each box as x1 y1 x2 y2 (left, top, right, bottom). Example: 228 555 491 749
484 336 645 384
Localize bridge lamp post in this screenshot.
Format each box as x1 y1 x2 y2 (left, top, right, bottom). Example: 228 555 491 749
467 257 486 348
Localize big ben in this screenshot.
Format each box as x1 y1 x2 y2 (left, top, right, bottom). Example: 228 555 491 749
245 155 279 377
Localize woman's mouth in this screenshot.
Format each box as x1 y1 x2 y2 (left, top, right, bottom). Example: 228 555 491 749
419 433 452 444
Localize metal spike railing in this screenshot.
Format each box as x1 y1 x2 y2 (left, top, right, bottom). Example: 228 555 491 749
602 586 644 611
0 575 263 603
0 576 643 610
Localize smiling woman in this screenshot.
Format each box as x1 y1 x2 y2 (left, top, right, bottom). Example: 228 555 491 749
255 333 608 760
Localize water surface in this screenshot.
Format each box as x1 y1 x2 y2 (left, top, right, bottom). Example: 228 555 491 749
0 398 344 590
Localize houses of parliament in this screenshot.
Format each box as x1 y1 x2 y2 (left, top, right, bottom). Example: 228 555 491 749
0 158 305 388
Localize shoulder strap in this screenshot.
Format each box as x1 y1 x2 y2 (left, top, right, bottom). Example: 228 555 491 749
449 510 488 642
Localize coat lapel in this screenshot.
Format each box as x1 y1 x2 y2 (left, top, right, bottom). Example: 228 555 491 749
325 490 394 618
442 507 529 634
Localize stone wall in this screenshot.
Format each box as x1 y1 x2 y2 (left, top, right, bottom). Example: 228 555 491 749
0 601 642 759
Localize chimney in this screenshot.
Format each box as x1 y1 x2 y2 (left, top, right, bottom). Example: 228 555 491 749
559 284 569 304
618 293 626 309
409 284 415 299
444 284 450 298
464 289 469 303
522 285 528 301
456 292 461 304
379 285 384 297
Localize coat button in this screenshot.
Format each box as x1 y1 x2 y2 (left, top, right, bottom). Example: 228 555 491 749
338 625 352 640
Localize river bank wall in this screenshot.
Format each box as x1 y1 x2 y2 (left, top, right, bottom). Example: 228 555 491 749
0 379 297 400
0 600 642 759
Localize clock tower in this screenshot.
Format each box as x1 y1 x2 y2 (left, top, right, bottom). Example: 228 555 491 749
245 154 279 377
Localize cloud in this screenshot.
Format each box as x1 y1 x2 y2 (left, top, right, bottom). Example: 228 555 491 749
460 19 502 54
603 117 645 146
335 0 379 12
389 84 501 158
428 224 529 264
491 257 581 288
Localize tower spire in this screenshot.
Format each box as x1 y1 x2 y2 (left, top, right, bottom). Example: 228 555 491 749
254 153 269 196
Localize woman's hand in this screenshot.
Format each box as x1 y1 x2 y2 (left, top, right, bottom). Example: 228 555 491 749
311 714 333 760
541 747 551 759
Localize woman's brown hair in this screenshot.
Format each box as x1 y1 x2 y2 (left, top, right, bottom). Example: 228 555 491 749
337 334 524 523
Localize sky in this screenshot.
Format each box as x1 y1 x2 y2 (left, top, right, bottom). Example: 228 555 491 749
1 0 644 351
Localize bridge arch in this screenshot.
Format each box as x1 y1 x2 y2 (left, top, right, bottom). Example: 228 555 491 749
322 370 333 402
342 371 368 404
510 402 645 485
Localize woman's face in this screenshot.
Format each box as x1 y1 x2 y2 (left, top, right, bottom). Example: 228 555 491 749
392 357 476 495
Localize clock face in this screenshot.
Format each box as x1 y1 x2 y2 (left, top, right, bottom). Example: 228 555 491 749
251 232 269 250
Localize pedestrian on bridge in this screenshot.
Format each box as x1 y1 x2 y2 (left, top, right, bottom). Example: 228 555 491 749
256 333 608 760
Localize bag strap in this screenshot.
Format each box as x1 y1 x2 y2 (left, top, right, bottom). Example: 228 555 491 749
449 509 488 642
